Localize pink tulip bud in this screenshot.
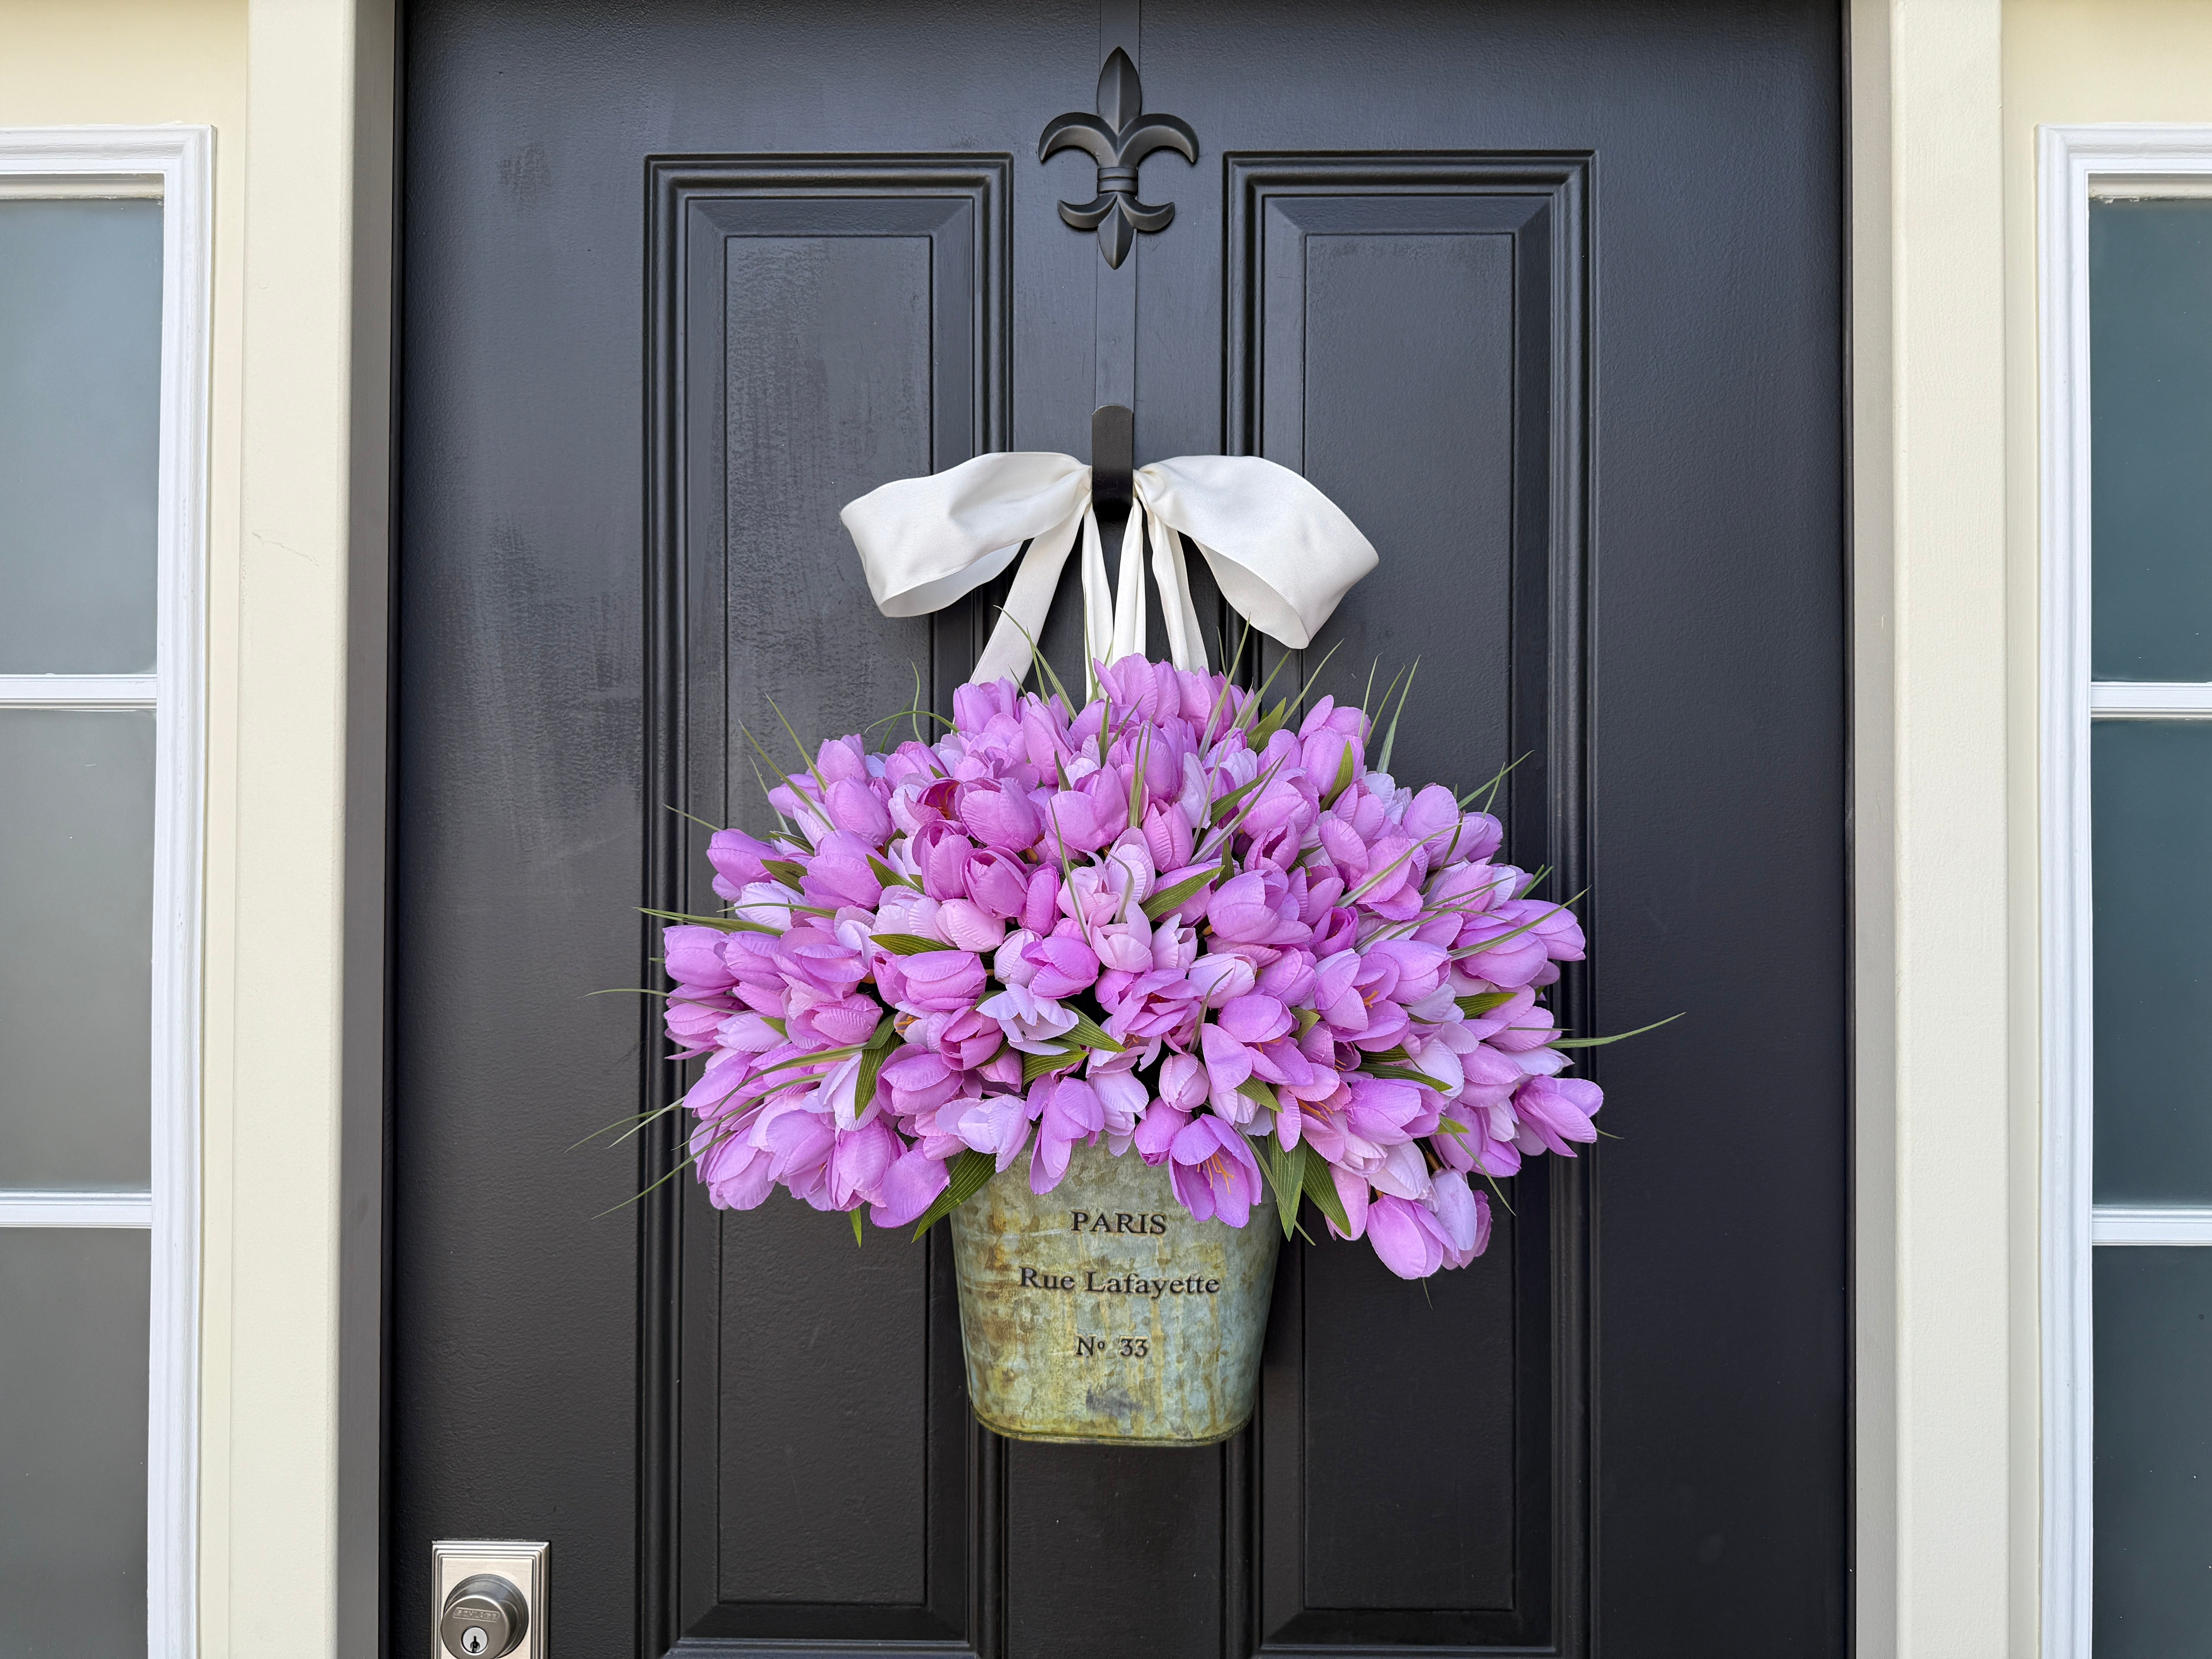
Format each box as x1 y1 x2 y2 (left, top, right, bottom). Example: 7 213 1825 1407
958 781 1041 851
1143 802 1193 871
896 950 987 1014
823 777 893 844
705 828 774 898
1020 866 1061 933
815 735 870 785
964 848 1030 919
936 897 1006 953
1023 929 1101 1000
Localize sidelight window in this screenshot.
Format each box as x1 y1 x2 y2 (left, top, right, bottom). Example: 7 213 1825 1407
2042 127 2212 1659
0 131 208 1659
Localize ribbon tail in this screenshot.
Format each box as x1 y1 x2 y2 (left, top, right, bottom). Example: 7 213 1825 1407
1079 507 1114 699
970 508 1085 687
1151 519 1209 674
1110 506 1149 666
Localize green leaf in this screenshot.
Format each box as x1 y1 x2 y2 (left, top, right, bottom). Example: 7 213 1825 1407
850 1208 866 1247
1237 1076 1280 1113
1455 991 1515 1019
763 857 808 891
909 1147 1000 1239
1363 1063 1450 1090
1141 862 1220 922
1324 740 1357 807
1208 769 1268 825
1022 1045 1084 1084
867 854 921 891
637 906 778 935
1252 1137 1312 1242
759 1015 788 1037
871 932 950 955
1063 1011 1126 1054
1250 695 1294 744
1549 1012 1684 1049
852 1015 898 1119
1300 1151 1352 1237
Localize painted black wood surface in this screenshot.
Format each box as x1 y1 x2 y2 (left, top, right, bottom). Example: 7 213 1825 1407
392 3 1848 1654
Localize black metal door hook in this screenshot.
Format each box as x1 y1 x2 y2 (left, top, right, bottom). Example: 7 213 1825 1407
1041 49 1197 268
1091 404 1134 520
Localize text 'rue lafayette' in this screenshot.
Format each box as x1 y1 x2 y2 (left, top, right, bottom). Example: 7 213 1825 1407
1019 1266 1223 1297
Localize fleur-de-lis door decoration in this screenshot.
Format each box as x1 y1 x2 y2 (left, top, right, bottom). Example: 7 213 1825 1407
1040 48 1198 268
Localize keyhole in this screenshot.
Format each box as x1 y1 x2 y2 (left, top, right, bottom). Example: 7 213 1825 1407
461 1628 488 1656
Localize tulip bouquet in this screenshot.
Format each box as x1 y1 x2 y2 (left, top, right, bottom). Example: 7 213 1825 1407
657 653 1607 1281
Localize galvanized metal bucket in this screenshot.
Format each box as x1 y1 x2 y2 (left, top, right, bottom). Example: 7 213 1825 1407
948 1138 1281 1446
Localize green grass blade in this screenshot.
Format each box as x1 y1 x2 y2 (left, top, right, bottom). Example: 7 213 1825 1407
1549 1012 1684 1049
1375 658 1419 775
767 696 831 797
638 906 778 935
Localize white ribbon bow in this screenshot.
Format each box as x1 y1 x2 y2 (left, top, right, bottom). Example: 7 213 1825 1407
839 451 1379 688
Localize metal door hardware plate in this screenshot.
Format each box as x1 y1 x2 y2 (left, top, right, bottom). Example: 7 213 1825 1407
431 1540 547 1659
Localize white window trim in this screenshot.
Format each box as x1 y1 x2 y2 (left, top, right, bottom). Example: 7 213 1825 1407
2039 122 2212 1659
0 126 210 1659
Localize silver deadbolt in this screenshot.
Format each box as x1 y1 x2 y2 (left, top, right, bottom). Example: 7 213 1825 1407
440 1573 527 1659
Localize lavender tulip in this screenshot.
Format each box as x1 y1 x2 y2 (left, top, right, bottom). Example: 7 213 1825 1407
658 651 1611 1278
1167 1115 1264 1227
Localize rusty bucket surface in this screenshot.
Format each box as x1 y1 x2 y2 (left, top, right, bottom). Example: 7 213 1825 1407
948 1138 1281 1446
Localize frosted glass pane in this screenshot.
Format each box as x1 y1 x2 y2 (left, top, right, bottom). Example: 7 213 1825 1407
0 198 161 674
2094 721 2212 1203
2095 1247 2212 1657
2091 198 2212 681
0 711 153 1188
0 1229 148 1658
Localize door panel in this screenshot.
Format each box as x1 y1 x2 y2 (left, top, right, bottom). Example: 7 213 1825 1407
394 4 1845 1655
661 157 1005 1646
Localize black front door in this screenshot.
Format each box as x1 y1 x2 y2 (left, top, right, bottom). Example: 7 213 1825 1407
392 3 1847 1653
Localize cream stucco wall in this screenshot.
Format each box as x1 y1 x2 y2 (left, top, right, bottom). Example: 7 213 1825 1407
1 3 392 1655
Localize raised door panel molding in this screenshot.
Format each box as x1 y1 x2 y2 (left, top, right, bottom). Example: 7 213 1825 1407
1226 154 1592 1655
647 156 1009 1651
